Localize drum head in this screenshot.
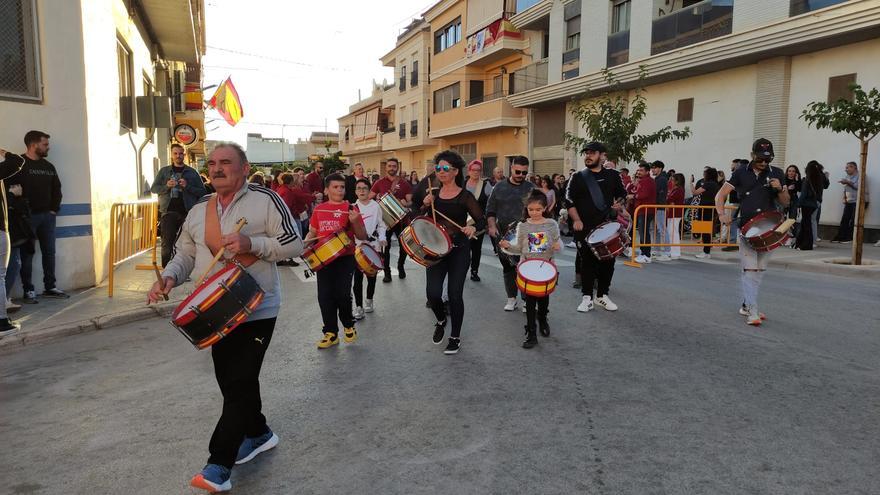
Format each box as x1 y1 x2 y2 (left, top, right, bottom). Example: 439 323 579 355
173 264 237 320
744 217 777 237
588 223 619 243
518 259 557 283
359 245 383 266
412 218 451 254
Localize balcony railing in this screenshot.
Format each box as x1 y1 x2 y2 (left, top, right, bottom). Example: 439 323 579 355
790 0 849 16
466 90 507 107
515 0 542 13
399 123 406 138
399 76 406 92
607 30 630 67
651 0 733 56
410 120 418 136
562 48 579 64
510 59 548 95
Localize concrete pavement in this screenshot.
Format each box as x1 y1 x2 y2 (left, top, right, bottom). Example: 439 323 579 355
1 242 878 494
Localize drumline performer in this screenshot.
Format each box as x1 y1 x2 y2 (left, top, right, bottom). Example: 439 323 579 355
565 142 627 313
465 160 493 282
420 150 486 354
311 173 368 348
500 190 561 348
369 157 412 283
147 143 304 493
715 138 789 326
486 155 535 312
352 178 387 319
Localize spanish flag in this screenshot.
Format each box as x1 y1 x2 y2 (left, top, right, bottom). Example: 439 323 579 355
209 77 244 126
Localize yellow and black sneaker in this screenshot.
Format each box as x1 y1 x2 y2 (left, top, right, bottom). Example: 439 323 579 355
343 326 358 344
317 332 339 349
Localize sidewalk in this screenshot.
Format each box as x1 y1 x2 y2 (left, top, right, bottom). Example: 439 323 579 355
0 251 195 351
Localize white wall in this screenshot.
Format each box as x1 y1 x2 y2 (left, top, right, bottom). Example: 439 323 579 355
636 65 758 178
246 135 294 163
786 38 880 229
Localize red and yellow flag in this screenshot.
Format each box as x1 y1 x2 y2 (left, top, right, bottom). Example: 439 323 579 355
209 77 244 126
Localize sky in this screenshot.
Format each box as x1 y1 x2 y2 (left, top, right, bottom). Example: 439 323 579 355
202 0 436 147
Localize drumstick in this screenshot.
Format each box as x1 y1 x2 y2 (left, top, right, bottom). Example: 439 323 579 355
195 218 248 285
775 218 796 234
152 262 169 301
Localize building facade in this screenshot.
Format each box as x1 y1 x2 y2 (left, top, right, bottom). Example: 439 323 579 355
508 0 880 231
0 0 206 290
338 84 390 175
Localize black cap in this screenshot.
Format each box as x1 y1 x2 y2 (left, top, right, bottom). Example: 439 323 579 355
580 141 606 154
752 138 774 162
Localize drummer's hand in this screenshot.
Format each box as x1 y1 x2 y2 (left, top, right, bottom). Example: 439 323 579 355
499 240 511 249
488 225 498 238
769 178 782 191
461 226 476 238
719 213 732 225
573 220 584 232
379 240 387 249
423 193 434 207
148 276 175 304
222 233 252 255
553 240 562 252
0 148 6 159
349 208 362 223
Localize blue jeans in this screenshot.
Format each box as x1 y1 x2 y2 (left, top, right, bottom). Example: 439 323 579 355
20 212 57 292
6 246 20 294
655 209 669 256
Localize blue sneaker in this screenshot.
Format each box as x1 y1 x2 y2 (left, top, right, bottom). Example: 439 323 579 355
235 429 279 465
190 464 231 492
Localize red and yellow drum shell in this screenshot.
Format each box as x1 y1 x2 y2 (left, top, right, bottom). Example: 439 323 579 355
354 244 384 276
302 230 352 271
515 259 559 298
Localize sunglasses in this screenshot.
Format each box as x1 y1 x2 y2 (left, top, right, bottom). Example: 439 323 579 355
512 169 528 176
435 165 451 172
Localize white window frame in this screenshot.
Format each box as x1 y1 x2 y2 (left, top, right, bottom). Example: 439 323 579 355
0 0 43 102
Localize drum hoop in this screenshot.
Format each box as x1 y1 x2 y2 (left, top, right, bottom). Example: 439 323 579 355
172 264 238 323
740 211 783 237
411 216 452 252
517 258 558 284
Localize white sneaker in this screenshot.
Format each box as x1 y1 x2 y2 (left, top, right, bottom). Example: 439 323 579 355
875 241 880 247
595 295 618 311
5 298 21 314
655 255 671 262
364 299 374 313
635 255 651 264
521 302 527 313
503 298 517 311
565 241 577 248
695 253 710 259
353 307 365 320
746 308 762 326
623 247 632 258
577 296 594 313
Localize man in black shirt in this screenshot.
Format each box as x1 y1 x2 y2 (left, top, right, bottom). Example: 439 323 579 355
565 142 626 313
716 138 789 326
12 131 66 302
150 143 207 267
0 148 26 335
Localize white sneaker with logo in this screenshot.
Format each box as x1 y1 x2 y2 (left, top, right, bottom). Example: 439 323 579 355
577 296 594 313
595 295 618 311
364 299 374 313
503 298 517 311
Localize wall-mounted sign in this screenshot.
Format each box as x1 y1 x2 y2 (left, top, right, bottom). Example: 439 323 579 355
174 124 198 146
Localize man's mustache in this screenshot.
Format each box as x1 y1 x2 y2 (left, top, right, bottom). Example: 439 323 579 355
211 173 227 179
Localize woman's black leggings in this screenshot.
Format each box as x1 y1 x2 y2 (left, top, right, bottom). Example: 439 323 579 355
352 269 376 307
426 243 469 338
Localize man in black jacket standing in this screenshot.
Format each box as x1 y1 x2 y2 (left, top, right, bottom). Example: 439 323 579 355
0 147 26 335
150 143 207 266
11 131 66 303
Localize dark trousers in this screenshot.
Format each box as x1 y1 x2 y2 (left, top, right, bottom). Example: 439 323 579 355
427 243 469 338
699 209 713 254
469 233 485 275
208 317 276 469
316 255 355 334
637 214 653 256
835 202 856 241
352 269 376 307
383 223 408 275
159 211 187 267
498 250 521 298
20 211 57 292
525 295 549 329
797 207 816 250
576 242 615 298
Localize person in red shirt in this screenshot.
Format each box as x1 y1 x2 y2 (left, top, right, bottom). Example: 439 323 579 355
666 173 686 259
309 173 367 349
277 173 313 230
304 161 324 195
369 157 413 282
628 162 656 263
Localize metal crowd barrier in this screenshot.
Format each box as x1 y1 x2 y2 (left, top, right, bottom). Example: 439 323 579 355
108 200 159 296
624 204 738 268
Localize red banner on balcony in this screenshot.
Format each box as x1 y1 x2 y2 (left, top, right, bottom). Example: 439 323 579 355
466 19 522 57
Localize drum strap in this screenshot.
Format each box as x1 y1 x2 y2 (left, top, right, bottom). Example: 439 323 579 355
579 169 610 215
205 195 259 267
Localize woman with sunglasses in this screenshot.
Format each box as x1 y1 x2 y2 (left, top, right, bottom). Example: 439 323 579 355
420 150 486 354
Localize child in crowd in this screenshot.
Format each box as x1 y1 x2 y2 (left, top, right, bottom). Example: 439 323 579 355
351 178 387 320
500 190 561 348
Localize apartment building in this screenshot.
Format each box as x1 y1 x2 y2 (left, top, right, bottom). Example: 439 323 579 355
425 0 531 176
0 0 206 290
380 19 441 176
338 83 391 175
508 0 880 231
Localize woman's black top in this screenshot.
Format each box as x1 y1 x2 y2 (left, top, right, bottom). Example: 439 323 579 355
421 188 487 245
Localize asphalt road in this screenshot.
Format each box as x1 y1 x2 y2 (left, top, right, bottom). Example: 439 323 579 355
1 244 878 495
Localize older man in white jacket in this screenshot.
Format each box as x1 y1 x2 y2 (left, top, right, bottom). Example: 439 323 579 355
149 142 303 493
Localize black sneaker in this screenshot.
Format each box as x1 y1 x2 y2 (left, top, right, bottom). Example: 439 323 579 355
22 290 38 304
470 272 480 282
43 288 69 299
432 320 446 345
398 267 406 279
539 318 550 337
383 273 392 283
443 337 460 354
522 332 537 349
0 318 20 337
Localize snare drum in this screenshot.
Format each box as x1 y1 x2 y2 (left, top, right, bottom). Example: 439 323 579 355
498 222 520 265
740 210 789 252
354 244 384 276
378 193 410 229
400 216 453 267
171 263 265 350
587 221 630 261
302 230 352 271
515 259 559 298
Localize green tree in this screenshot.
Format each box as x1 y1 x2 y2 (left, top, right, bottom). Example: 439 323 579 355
565 67 691 164
801 83 880 265
314 151 347 175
